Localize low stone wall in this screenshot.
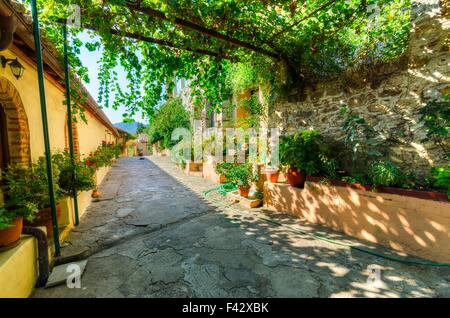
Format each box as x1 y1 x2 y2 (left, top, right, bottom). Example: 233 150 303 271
264 181 450 263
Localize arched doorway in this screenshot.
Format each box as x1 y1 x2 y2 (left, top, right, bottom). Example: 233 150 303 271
0 76 31 166
0 77 31 205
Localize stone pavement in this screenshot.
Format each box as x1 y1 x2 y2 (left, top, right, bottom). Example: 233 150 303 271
33 157 450 298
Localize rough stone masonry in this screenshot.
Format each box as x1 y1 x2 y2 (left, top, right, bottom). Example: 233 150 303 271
268 0 449 175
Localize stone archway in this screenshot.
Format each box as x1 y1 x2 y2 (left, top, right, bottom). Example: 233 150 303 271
0 77 31 165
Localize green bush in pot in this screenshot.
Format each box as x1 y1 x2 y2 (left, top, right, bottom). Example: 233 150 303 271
0 207 16 230
1 157 62 229
223 163 258 198
52 151 96 196
279 129 335 187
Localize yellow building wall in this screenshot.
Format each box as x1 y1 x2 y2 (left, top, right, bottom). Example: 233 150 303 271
0 48 117 162
77 112 116 157
0 237 37 298
0 49 117 298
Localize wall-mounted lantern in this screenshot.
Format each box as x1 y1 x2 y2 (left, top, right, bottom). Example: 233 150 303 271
1 56 25 79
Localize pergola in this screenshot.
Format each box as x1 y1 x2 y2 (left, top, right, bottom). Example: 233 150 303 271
25 0 408 255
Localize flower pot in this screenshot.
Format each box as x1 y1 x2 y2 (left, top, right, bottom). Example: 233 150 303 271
0 217 23 248
92 189 102 198
25 204 61 238
238 186 251 198
265 169 280 183
286 167 306 187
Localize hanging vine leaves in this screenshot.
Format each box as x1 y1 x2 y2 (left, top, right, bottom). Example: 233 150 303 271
24 0 411 121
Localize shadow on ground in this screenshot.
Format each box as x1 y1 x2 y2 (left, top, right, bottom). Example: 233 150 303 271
33 157 450 298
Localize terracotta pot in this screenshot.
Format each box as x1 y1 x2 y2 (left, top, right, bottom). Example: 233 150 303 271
219 174 226 184
286 167 306 188
265 171 280 183
92 190 102 198
0 217 23 248
25 204 61 238
238 186 251 198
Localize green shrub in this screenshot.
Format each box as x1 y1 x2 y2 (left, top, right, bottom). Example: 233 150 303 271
419 94 450 159
367 160 403 188
279 129 335 177
0 207 15 230
219 163 257 188
148 98 190 149
426 164 450 198
86 144 118 168
2 157 62 225
215 162 235 177
52 151 96 196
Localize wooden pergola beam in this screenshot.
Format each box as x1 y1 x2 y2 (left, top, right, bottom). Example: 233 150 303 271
125 2 280 59
82 23 230 59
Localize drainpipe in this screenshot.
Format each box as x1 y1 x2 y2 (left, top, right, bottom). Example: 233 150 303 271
62 23 79 226
30 0 60 256
22 226 49 288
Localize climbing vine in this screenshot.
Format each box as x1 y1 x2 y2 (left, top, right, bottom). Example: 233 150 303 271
22 0 411 121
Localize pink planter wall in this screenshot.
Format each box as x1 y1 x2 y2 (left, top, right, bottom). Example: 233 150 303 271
264 181 450 263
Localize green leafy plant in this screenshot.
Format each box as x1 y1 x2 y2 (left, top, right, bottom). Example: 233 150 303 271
33 0 410 122
279 129 335 176
367 160 404 188
222 163 257 188
419 94 450 159
86 143 118 168
341 106 384 160
148 98 190 149
426 164 450 198
215 162 235 177
52 151 96 196
2 157 62 225
0 207 15 230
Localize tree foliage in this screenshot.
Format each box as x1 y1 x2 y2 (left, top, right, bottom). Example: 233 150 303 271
27 0 411 120
148 97 190 148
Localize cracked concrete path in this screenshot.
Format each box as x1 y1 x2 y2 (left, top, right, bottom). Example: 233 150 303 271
33 156 450 298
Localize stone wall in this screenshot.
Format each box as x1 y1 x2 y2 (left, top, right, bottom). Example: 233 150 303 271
268 0 449 174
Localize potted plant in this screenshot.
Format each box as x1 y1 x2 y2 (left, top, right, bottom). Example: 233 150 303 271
53 151 96 196
0 207 25 248
4 157 63 237
265 166 280 183
279 129 324 187
226 163 257 198
1 163 44 245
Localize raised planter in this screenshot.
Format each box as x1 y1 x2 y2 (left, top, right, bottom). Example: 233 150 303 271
185 161 203 176
306 176 449 202
264 180 450 263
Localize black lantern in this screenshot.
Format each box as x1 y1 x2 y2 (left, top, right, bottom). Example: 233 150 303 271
1 56 25 80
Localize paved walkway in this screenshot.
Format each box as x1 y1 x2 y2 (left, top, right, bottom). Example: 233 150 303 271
33 157 449 298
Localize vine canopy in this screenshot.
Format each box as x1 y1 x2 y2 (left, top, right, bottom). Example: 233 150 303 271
27 0 411 120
